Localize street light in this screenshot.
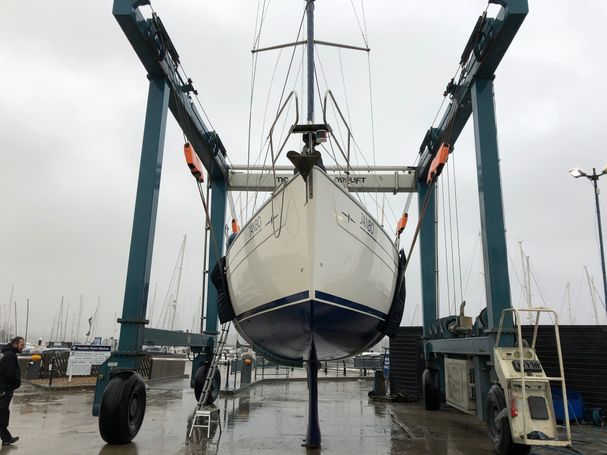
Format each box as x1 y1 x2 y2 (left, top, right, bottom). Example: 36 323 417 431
570 166 607 314
569 168 586 178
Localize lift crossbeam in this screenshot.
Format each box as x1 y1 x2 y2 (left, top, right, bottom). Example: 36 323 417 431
228 166 417 193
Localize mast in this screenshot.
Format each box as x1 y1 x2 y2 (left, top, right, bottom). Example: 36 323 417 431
24 298 30 344
566 282 572 324
169 235 187 331
8 285 15 337
411 303 419 326
57 297 64 341
306 0 315 124
113 311 118 339
13 298 17 338
584 266 600 325
149 282 158 327
63 300 71 342
91 297 101 341
525 255 532 324
519 242 532 324
76 295 84 343
50 315 56 343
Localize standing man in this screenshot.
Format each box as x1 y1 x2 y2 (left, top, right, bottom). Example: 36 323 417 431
0 336 24 446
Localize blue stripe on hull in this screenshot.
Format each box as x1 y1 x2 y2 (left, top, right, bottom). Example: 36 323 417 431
234 299 385 361
235 290 387 322
314 290 387 320
236 290 309 322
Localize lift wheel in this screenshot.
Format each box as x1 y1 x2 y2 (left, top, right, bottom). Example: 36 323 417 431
99 372 146 444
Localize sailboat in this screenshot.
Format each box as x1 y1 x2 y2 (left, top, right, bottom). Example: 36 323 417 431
214 1 406 365
210 1 406 447
225 161 405 359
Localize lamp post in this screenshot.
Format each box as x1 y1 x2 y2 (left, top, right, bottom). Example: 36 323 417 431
570 166 607 314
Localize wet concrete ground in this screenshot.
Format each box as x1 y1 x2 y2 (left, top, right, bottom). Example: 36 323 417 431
2 378 605 454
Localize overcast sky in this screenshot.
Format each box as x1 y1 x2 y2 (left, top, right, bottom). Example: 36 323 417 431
1 1 606 345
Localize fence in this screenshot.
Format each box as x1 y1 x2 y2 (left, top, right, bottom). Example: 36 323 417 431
20 351 164 383
20 350 385 389
217 355 384 391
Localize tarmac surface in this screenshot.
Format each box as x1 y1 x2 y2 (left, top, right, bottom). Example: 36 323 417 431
1 377 605 454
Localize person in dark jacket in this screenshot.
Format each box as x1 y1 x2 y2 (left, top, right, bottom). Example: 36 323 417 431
0 336 24 446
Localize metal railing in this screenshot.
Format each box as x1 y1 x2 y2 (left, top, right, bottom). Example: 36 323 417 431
217 355 386 391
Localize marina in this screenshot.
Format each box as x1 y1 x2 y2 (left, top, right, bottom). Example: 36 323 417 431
2 0 607 453
4 376 606 454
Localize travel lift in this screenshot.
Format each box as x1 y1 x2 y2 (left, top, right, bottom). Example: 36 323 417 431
416 1 572 454
93 0 418 446
93 0 231 444
93 0 570 453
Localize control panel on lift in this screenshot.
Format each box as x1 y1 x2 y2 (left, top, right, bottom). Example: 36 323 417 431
512 359 542 373
496 347 545 377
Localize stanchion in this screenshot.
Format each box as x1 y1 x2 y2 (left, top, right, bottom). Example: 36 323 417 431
48 359 54 387
225 361 230 389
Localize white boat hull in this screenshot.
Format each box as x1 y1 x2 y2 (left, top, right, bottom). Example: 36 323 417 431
225 166 399 362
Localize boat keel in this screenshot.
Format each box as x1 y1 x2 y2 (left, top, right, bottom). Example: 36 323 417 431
304 345 321 449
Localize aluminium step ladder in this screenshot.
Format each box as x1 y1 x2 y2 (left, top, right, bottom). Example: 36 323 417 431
188 322 230 439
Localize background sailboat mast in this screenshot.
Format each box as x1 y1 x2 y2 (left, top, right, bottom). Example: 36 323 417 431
169 235 187 331
584 266 600 325
566 282 573 324
76 295 84 343
306 0 315 124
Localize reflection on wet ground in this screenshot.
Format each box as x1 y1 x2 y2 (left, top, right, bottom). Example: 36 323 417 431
2 378 605 454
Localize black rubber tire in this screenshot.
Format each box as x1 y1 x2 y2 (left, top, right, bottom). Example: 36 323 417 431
423 368 441 411
99 373 146 444
485 385 530 455
194 365 221 404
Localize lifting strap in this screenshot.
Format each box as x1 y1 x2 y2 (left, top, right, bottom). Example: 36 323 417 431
427 143 450 184
184 143 204 183
403 143 451 272
183 142 221 257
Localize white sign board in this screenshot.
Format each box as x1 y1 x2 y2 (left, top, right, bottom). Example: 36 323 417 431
67 344 111 376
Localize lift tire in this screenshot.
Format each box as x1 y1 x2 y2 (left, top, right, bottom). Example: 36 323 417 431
423 368 441 410
194 365 221 404
485 385 530 455
99 373 146 444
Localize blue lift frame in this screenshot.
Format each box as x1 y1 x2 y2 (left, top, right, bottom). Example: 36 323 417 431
416 0 527 420
92 0 528 437
93 0 230 417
